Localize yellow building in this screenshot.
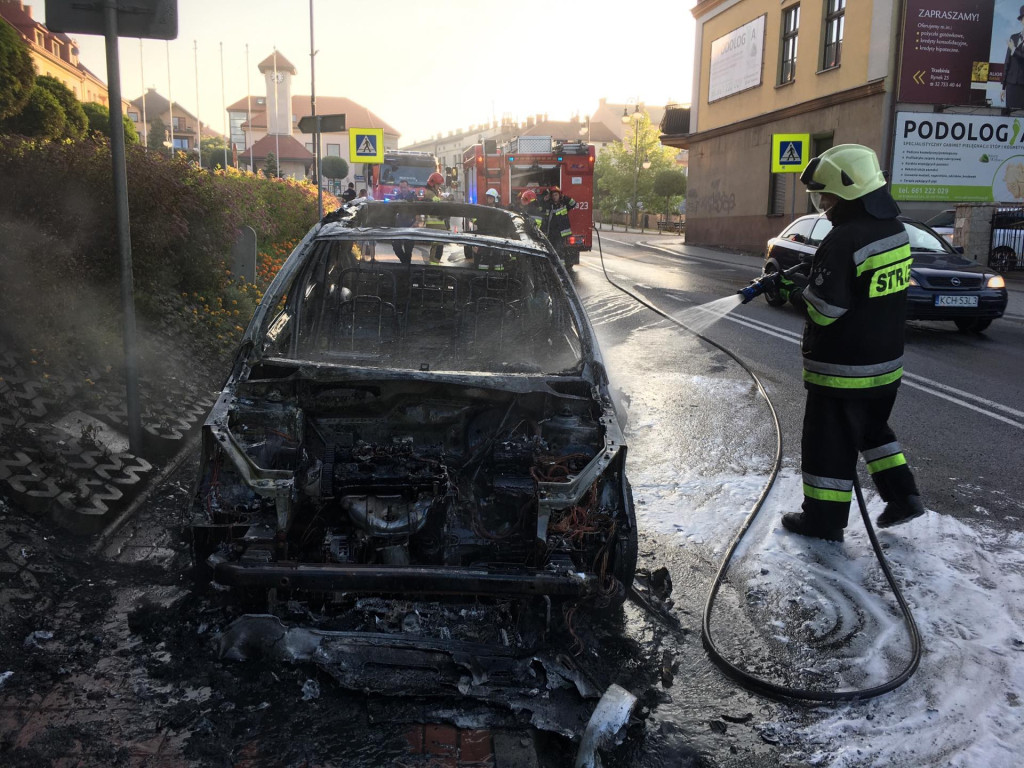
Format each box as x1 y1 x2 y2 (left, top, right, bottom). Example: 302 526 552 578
664 0 1024 253
661 0 894 251
0 1 115 108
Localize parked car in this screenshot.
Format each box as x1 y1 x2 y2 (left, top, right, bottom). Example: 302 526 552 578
763 213 1008 333
924 207 1023 272
187 200 638 623
924 208 955 244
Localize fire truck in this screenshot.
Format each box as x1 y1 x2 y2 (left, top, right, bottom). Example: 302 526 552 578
462 136 595 267
368 150 440 201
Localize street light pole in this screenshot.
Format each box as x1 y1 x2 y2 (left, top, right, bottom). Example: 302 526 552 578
623 104 643 229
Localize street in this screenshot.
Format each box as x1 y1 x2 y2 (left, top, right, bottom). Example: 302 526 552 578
571 231 1024 766
2 232 1022 767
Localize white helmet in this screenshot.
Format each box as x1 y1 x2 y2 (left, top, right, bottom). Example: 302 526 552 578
486 188 499 201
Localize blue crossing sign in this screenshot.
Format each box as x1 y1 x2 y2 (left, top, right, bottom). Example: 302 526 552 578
350 128 384 163
771 133 810 173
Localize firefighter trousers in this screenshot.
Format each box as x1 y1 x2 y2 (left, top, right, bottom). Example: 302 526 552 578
801 388 919 529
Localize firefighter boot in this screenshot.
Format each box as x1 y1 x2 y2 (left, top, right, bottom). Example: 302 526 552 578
876 495 926 529
781 512 844 542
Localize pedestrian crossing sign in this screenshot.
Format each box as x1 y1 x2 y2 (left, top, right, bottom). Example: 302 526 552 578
771 133 810 173
350 128 384 163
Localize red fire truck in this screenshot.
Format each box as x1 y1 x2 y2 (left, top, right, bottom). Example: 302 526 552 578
462 136 595 267
368 150 440 201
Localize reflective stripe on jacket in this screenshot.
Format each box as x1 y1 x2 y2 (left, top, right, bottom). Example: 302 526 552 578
800 207 911 398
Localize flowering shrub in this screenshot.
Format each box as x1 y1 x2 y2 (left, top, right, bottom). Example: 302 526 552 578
0 136 334 360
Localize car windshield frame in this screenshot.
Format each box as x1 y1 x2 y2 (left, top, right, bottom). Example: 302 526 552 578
243 204 597 378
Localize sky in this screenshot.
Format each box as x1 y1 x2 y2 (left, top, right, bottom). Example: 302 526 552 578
39 0 697 145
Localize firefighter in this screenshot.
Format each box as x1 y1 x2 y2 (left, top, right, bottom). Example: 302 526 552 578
391 179 418 265
421 171 448 265
780 144 924 542
484 187 501 207
520 189 545 231
545 186 576 257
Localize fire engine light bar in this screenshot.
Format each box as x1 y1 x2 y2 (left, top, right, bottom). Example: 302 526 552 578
508 157 515 163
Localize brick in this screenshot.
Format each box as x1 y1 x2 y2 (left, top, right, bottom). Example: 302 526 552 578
458 729 494 763
425 723 457 756
403 723 425 753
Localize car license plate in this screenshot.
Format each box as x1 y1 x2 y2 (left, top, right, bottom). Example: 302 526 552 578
935 295 979 307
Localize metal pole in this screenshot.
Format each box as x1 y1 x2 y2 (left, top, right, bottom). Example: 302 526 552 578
139 39 147 150
632 122 639 230
103 0 143 454
791 173 796 221
273 48 280 177
310 0 322 218
246 44 253 171
166 40 173 157
193 40 201 167
220 42 228 169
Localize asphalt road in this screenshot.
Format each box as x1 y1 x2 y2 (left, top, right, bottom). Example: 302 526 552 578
575 231 1024 531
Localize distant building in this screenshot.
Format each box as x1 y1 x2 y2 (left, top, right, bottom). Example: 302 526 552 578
225 51 399 184
0 0 122 109
662 0 1012 252
128 89 219 157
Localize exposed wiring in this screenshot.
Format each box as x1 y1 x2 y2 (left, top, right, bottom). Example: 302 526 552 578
592 226 920 702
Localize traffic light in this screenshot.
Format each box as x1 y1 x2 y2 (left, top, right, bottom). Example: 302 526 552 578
446 166 459 186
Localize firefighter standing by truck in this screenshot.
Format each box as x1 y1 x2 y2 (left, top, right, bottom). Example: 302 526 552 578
545 186 576 260
421 171 448 265
779 144 925 543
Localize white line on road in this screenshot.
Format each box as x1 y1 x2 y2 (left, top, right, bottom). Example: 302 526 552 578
657 294 1024 431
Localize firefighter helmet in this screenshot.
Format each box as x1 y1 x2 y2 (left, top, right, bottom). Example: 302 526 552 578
427 171 445 187
520 189 537 204
799 144 886 202
549 186 561 194
486 187 499 201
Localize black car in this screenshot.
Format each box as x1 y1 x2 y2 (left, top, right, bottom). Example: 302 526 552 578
763 214 1008 333
187 200 638 618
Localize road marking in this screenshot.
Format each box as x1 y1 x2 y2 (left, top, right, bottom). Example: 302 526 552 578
656 294 1024 431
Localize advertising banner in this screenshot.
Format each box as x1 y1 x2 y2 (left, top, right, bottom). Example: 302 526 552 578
898 0 1024 108
891 112 1024 201
708 15 765 103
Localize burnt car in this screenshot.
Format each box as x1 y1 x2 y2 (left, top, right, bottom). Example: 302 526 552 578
187 201 637 622
763 213 1008 333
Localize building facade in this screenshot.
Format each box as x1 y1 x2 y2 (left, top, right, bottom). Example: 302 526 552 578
0 0 117 108
226 51 399 185
665 0 1024 253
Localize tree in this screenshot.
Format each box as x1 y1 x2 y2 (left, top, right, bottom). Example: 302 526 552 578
321 155 348 182
202 135 231 169
148 116 168 152
35 75 87 140
594 113 683 227
0 22 34 121
263 152 280 178
653 169 687 218
0 85 64 139
81 101 139 145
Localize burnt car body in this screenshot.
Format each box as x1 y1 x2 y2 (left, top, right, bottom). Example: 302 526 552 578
763 213 1008 333
187 201 637 619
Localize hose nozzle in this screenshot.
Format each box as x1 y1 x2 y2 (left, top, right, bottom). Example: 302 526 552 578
737 270 783 304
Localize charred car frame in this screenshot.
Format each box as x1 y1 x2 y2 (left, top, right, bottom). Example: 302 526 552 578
187 201 638 620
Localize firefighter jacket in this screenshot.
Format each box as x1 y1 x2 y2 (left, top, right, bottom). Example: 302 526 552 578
421 185 449 230
799 203 911 399
545 195 576 240
524 200 547 231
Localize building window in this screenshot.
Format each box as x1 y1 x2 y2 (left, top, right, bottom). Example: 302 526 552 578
128 111 139 122
35 31 43 46
52 41 61 57
173 116 184 130
173 137 189 150
779 5 800 85
326 143 340 156
305 142 314 153
768 173 787 216
822 0 844 70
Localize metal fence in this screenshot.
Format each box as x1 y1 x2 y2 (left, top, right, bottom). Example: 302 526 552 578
990 207 1024 271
